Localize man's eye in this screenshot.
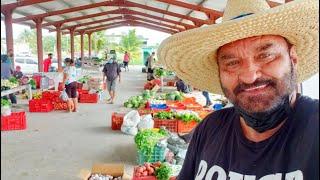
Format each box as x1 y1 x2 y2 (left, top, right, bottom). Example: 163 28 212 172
226 61 240 67
258 53 275 60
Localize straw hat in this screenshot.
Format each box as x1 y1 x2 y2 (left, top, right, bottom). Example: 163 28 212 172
157 0 319 95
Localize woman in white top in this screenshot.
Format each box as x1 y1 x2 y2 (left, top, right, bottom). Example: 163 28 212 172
62 58 78 112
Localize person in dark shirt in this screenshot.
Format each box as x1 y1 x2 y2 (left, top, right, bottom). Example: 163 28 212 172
13 66 23 79
102 57 121 104
157 0 319 179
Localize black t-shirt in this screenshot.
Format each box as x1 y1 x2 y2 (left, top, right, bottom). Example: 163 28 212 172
178 95 319 180
102 62 121 81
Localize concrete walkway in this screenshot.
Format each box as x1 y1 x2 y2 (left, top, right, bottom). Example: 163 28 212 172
1 65 147 180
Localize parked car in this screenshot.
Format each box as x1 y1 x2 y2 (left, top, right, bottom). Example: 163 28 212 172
14 56 38 74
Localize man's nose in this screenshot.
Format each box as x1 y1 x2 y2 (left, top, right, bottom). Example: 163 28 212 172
238 62 261 84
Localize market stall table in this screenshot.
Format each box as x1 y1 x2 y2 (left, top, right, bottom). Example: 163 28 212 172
1 84 32 100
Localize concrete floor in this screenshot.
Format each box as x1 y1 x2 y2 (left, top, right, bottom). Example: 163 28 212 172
1 66 147 180
1 65 220 180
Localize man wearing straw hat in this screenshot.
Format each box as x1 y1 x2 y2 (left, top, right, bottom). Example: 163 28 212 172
158 0 318 179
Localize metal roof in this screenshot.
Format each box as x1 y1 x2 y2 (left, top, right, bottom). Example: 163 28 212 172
1 0 289 35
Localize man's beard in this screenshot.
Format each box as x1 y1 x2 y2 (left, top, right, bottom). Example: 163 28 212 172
220 63 297 115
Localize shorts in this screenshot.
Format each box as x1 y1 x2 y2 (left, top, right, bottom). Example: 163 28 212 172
65 81 77 98
106 79 117 92
147 68 153 73
123 61 129 67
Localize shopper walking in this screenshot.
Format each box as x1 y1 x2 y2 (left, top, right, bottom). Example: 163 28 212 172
61 58 78 112
102 57 121 104
123 51 130 72
202 91 212 108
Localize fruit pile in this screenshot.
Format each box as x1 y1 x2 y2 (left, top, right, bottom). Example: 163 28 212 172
134 162 160 177
32 92 42 99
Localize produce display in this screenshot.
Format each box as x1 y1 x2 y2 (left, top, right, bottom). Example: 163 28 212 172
154 68 167 77
175 110 202 123
155 163 172 180
28 79 36 89
165 91 184 101
144 79 161 90
1 98 11 107
77 75 91 84
124 90 156 109
1 79 19 89
32 92 42 100
88 174 122 180
154 111 175 120
134 129 168 161
134 162 161 178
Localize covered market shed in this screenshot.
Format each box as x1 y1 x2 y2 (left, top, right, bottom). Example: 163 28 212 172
1 0 290 72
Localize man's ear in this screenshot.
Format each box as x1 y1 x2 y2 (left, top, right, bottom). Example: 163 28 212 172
289 45 298 67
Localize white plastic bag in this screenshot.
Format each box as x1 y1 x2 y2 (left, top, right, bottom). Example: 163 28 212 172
60 89 69 102
138 114 154 130
121 110 141 136
122 110 141 127
1 106 11 116
120 126 138 136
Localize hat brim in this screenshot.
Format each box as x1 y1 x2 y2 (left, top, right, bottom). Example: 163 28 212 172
158 0 319 95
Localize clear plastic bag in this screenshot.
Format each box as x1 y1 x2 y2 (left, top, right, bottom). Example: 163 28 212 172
137 114 154 130
60 89 69 102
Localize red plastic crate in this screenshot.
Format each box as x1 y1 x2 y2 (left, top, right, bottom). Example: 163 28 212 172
79 93 98 103
42 91 61 101
53 102 68 110
177 120 198 133
184 102 203 111
1 111 27 131
153 118 178 132
138 108 153 116
111 112 125 130
166 81 175 87
29 99 54 112
77 89 89 95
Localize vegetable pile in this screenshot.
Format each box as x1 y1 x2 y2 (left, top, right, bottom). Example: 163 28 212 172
155 163 172 180
124 90 156 109
154 110 202 123
134 162 160 177
154 68 167 77
165 91 184 101
77 75 91 84
28 79 36 89
154 111 175 120
1 98 11 107
134 129 168 161
175 110 202 123
1 78 19 89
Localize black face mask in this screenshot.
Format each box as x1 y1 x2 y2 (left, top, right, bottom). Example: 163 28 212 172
234 95 292 133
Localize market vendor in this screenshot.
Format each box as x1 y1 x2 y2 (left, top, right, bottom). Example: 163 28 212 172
158 0 319 179
1 54 17 104
61 58 78 113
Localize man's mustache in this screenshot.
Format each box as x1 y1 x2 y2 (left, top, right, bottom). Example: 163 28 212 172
233 78 277 95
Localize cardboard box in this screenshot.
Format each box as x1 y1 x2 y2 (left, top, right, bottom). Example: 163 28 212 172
79 163 131 180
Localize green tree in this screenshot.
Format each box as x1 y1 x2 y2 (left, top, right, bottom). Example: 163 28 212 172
117 29 143 64
43 35 55 54
16 29 37 54
91 31 108 57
